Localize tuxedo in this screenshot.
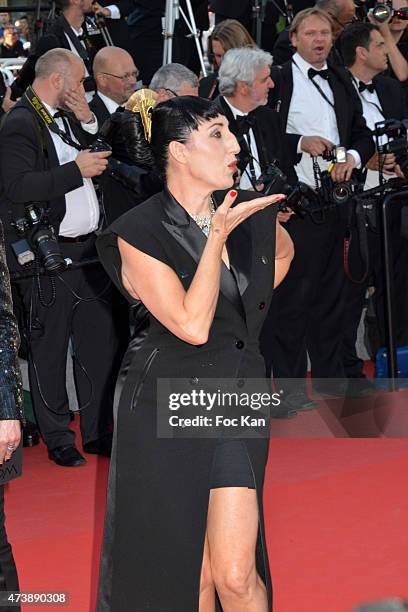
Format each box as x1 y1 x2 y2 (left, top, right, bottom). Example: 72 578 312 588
213 95 298 187
261 59 374 385
0 98 127 453
269 61 373 164
342 73 408 376
89 92 111 126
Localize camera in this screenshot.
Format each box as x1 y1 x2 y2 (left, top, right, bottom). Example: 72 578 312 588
321 146 347 164
88 137 112 154
257 161 317 217
318 170 360 206
373 118 408 179
355 0 408 22
11 203 66 273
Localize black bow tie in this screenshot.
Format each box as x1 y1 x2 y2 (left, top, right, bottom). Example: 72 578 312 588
116 105 125 113
308 68 330 81
235 113 256 136
358 81 375 94
53 110 66 119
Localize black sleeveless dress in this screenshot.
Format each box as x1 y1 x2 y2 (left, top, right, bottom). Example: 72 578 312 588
96 188 278 611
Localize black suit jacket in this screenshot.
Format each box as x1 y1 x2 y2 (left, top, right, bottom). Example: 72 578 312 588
269 61 374 167
0 98 91 271
372 74 407 120
90 93 111 126
213 95 298 185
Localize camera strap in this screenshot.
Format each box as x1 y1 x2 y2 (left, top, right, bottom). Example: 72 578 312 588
292 59 335 110
24 87 82 151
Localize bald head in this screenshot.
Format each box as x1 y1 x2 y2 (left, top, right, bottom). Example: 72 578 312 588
93 47 138 104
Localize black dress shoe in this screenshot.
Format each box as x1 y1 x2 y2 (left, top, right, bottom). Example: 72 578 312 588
271 401 298 419
346 377 377 399
83 434 112 457
23 420 40 447
312 380 348 398
48 445 86 467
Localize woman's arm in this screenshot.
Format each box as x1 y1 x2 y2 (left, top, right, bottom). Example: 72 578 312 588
369 15 408 81
119 191 286 345
274 219 294 288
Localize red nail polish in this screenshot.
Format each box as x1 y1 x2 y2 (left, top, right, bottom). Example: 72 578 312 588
229 190 237 197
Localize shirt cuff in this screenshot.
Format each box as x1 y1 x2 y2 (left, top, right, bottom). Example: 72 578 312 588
348 149 361 169
105 4 121 18
81 114 99 134
297 136 304 154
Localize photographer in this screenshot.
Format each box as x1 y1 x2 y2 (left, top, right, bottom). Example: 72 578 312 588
266 8 374 404
213 47 297 193
272 0 356 66
340 21 408 372
367 0 408 83
0 49 125 467
91 46 139 125
12 0 106 100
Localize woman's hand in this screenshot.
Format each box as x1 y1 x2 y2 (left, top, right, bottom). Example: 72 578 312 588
210 190 287 242
0 420 21 464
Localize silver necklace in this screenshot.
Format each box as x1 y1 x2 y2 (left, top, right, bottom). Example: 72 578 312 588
189 199 216 237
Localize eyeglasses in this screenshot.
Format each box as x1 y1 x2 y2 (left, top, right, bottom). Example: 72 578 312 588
100 70 139 82
164 88 179 98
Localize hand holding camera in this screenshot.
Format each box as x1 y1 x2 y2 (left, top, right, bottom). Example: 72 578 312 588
330 153 356 182
366 151 396 173
300 135 334 157
75 149 111 178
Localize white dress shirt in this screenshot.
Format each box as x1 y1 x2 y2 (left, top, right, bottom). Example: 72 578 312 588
43 102 100 238
223 97 262 190
97 91 121 115
287 52 361 187
65 26 94 101
350 75 394 190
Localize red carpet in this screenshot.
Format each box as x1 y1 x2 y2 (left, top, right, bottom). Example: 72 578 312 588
5 417 408 611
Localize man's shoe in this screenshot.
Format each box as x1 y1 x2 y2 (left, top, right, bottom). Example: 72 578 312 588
312 380 348 398
48 445 86 467
346 377 377 399
83 435 112 457
23 421 40 447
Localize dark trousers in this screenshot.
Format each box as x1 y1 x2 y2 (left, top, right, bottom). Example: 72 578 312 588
14 237 128 451
128 14 163 86
0 487 19 612
342 207 408 374
260 212 347 381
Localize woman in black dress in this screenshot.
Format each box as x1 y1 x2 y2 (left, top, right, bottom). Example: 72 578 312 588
96 96 294 611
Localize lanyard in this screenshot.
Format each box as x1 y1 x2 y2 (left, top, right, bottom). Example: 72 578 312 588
349 73 384 117
24 87 82 151
292 59 335 110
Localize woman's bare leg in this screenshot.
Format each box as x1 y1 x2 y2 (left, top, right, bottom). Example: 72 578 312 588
207 487 268 612
199 532 216 612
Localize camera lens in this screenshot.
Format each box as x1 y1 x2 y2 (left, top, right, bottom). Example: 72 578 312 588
33 230 66 272
332 183 351 204
372 3 392 22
